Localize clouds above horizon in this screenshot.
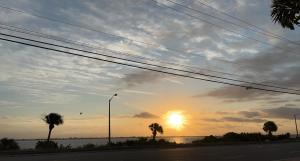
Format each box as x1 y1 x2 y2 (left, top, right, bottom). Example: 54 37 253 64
133 112 159 119
203 105 300 124
198 42 300 102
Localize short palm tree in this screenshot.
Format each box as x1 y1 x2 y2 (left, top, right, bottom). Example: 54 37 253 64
149 123 163 140
43 113 64 142
271 0 300 30
263 121 278 136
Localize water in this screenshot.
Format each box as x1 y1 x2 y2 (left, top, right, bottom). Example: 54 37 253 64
16 136 204 149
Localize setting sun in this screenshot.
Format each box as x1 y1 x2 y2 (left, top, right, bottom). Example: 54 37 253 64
166 111 186 130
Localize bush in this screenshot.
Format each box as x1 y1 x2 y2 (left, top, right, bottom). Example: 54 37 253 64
222 132 241 142
275 133 290 140
0 138 20 151
201 135 219 143
110 138 175 147
81 143 96 149
137 137 148 143
157 139 168 144
222 132 265 142
148 138 175 145
35 141 58 150
59 144 72 150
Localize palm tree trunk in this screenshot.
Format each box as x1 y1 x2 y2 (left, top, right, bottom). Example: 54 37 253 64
268 131 272 137
152 131 157 140
47 128 53 142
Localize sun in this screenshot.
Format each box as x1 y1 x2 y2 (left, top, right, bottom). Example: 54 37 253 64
165 111 186 130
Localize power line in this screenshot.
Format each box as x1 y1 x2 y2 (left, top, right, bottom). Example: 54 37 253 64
0 2 298 92
4 31 298 92
1 24 298 92
165 0 300 46
0 36 299 96
1 31 300 94
0 1 298 88
2 31 300 92
0 3 241 66
152 0 300 57
0 23 240 78
194 0 298 45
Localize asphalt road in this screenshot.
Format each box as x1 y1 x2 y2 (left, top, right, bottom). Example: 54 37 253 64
2 142 300 161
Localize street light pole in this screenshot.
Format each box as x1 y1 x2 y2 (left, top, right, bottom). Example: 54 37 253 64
294 114 299 138
108 93 117 144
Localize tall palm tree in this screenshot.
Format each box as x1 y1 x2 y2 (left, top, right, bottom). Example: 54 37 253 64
263 121 278 136
149 123 163 140
271 0 300 30
43 113 64 142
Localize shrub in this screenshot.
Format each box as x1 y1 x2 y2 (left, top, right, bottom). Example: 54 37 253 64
201 135 219 143
222 132 241 142
81 143 96 149
59 144 72 150
238 133 265 142
111 138 175 146
222 132 265 142
276 133 290 140
35 141 58 150
0 138 20 151
157 139 168 144
137 137 148 144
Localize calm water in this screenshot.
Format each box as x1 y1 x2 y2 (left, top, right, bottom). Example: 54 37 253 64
17 136 204 149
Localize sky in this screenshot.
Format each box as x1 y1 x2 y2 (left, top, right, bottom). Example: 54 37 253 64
0 0 300 139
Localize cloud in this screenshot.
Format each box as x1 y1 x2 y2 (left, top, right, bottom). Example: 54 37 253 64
122 70 164 87
238 111 262 118
202 116 266 123
201 118 223 122
198 41 300 102
123 89 156 95
197 86 274 102
267 100 291 104
222 117 267 123
262 107 300 119
203 105 300 123
133 112 159 119
0 100 23 109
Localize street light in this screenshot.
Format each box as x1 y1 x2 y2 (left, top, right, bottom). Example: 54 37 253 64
108 93 117 144
294 114 299 138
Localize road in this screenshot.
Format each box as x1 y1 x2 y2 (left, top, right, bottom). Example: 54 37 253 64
2 142 300 161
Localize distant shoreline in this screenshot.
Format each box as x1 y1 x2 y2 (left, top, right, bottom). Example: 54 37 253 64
15 136 205 141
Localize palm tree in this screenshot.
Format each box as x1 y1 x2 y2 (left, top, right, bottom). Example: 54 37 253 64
271 0 300 30
43 113 64 142
263 121 278 136
149 123 163 140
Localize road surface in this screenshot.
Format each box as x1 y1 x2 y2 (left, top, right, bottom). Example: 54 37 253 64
2 142 300 161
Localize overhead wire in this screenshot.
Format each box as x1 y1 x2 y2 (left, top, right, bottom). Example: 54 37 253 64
0 2 299 94
0 1 299 88
0 31 300 93
152 0 300 57
0 3 296 89
0 35 299 95
0 23 240 77
194 0 298 45
1 23 298 92
165 0 300 46
0 3 241 66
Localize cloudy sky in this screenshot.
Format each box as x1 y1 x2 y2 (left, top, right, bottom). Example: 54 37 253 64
0 0 300 139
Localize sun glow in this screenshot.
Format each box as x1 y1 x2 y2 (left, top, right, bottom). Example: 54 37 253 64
166 111 186 130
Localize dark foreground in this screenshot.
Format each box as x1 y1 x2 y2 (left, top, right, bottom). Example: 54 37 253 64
2 142 300 161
